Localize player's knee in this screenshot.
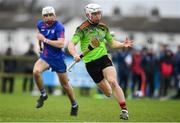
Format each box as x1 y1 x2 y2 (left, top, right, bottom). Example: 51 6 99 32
61 83 70 90
33 69 41 77
109 79 118 89
104 90 112 97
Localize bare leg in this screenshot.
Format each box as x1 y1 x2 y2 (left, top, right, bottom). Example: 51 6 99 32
33 59 50 108
57 72 78 116
56 72 76 103
33 59 49 90
97 79 112 97
102 66 129 119
103 66 126 103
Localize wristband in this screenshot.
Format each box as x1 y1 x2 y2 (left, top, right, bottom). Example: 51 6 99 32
88 45 94 50
80 54 83 58
44 38 49 43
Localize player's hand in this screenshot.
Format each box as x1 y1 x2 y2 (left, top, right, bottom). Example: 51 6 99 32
123 37 133 48
37 33 45 41
38 48 43 53
73 54 81 62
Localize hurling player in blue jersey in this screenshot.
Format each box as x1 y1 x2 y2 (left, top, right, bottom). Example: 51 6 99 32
33 6 78 116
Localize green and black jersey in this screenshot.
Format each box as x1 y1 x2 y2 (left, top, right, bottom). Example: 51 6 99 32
71 20 113 63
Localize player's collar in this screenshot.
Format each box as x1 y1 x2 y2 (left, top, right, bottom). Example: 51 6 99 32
45 20 56 27
87 20 99 26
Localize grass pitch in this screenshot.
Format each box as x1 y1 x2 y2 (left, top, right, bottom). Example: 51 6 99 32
0 77 180 122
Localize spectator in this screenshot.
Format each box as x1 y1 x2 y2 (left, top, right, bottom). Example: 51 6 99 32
172 45 180 99
22 43 37 93
141 48 157 98
159 49 174 99
117 48 132 97
131 49 146 97
1 47 16 93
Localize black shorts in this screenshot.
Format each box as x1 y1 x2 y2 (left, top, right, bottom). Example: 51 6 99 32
85 55 113 83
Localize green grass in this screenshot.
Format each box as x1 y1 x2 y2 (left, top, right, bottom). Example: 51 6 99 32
0 76 180 122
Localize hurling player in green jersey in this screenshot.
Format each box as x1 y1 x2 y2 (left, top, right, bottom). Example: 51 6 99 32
68 3 133 120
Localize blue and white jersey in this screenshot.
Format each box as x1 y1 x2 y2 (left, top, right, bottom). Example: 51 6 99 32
37 20 65 59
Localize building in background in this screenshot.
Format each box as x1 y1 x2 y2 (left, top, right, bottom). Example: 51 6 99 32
0 0 180 54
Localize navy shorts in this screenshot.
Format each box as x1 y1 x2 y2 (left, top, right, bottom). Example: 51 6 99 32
40 56 66 73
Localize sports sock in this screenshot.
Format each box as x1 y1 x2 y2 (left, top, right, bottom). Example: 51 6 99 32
119 102 127 110
40 88 47 97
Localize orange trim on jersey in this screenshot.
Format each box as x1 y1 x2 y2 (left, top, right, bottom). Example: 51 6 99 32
79 21 91 30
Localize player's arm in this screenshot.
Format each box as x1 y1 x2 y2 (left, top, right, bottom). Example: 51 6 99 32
68 41 78 58
44 38 64 48
68 41 80 62
104 28 133 49
37 32 65 48
37 33 64 48
109 37 133 49
36 30 44 52
68 29 82 62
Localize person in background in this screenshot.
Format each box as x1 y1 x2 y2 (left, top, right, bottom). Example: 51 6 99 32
141 48 157 98
22 43 37 93
117 48 132 97
159 49 174 99
1 47 16 94
131 49 146 98
172 45 180 99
